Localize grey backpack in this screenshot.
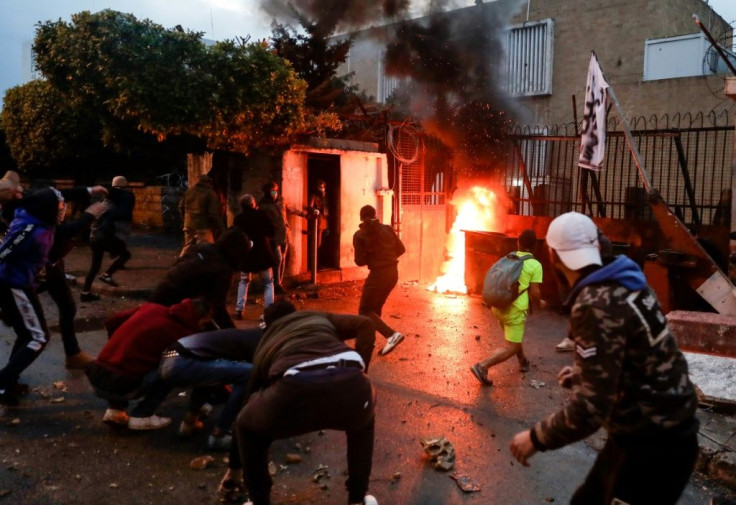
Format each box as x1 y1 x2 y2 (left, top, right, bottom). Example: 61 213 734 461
482 252 534 308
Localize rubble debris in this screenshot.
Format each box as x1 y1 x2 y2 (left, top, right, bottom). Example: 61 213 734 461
312 464 330 483
189 455 215 470
285 453 302 464
7 418 20 426
268 461 277 476
49 397 65 403
421 437 456 471
530 380 546 389
450 473 481 493
391 472 402 483
52 381 68 392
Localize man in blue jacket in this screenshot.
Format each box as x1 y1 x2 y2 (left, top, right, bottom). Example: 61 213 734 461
0 178 107 409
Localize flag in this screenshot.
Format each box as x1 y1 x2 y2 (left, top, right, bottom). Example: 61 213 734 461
578 53 609 171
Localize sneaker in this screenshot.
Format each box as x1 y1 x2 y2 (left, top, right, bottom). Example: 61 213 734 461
0 389 20 407
206 432 233 450
232 312 243 320
102 408 130 427
351 495 379 505
128 414 171 431
379 332 405 356
65 351 94 370
11 382 30 396
519 359 530 373
80 291 100 302
98 274 119 287
470 363 493 386
555 337 575 352
179 417 204 437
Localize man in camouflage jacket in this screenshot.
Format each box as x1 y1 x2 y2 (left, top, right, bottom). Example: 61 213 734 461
510 212 699 505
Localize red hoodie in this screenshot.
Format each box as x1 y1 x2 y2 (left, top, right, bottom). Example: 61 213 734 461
96 299 203 378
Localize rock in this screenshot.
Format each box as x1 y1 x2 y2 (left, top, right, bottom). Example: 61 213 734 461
450 473 480 492
285 453 302 464
391 472 401 483
49 397 65 403
421 437 456 471
268 461 277 476
709 452 736 489
189 455 215 470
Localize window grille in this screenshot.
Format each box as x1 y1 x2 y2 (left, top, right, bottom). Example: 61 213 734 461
505 19 554 97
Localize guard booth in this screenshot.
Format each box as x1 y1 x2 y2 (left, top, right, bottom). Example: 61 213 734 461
281 139 391 284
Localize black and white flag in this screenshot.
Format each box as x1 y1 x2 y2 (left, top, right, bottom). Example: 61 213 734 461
578 53 609 171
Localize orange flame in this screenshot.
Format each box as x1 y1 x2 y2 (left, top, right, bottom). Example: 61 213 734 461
429 186 505 294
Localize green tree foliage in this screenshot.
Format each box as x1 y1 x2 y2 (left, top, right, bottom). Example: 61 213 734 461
9 9 309 166
270 13 368 116
1 80 103 171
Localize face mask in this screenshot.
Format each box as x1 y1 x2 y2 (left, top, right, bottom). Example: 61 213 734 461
270 190 278 199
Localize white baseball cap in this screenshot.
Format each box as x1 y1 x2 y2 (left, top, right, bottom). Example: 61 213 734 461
546 212 602 270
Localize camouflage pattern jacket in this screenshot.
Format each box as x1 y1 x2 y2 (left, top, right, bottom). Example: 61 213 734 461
533 255 697 450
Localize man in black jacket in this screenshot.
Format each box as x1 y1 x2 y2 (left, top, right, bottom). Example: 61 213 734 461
352 205 406 356
149 227 252 329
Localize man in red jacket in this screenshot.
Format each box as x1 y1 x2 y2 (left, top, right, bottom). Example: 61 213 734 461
85 298 212 430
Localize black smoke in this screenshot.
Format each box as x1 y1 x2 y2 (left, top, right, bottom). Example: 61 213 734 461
260 0 526 174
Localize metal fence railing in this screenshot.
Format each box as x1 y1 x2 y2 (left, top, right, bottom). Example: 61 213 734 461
506 111 734 226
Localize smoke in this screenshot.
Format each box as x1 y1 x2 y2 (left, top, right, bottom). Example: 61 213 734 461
260 0 527 174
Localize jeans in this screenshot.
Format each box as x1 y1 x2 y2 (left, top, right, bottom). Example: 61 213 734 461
104 370 172 418
235 269 274 312
159 354 252 432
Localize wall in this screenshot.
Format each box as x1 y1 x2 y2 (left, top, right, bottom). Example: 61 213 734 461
515 0 734 125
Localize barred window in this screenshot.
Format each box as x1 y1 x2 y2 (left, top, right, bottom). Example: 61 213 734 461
505 19 554 97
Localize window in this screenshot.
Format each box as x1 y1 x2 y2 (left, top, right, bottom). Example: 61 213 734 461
505 19 554 97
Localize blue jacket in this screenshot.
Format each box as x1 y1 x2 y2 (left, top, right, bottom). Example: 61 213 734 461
565 255 648 306
0 208 55 289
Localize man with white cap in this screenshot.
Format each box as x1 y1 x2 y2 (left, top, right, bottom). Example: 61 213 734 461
509 211 699 505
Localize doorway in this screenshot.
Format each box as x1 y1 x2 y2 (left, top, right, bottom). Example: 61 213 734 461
305 154 341 271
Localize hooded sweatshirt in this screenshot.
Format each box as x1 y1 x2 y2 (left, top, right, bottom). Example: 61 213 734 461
96 299 204 378
0 187 63 289
533 255 697 450
352 219 406 270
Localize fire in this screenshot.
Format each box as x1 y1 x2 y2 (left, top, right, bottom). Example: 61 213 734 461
429 186 505 294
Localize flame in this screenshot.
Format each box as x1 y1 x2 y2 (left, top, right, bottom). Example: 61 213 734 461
429 186 505 294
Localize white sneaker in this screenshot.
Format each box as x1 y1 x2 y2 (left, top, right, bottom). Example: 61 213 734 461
555 337 575 352
350 495 378 505
128 414 171 430
379 332 404 356
102 408 129 427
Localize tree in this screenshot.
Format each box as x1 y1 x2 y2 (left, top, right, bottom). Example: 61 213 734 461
270 13 369 115
27 10 311 156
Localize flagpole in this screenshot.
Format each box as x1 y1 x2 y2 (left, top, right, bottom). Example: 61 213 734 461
606 86 653 194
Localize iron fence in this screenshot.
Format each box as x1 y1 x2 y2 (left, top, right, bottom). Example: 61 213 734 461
507 111 734 226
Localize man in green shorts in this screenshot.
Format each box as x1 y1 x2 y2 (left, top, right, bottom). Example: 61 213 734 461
471 229 543 386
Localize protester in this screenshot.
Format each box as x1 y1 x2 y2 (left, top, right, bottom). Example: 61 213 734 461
38 199 107 369
352 204 406 356
307 179 331 270
509 212 699 505
232 194 276 319
159 327 261 449
259 181 298 294
0 180 107 408
80 176 135 300
220 300 377 505
85 298 213 430
149 226 252 329
470 229 543 386
178 174 225 257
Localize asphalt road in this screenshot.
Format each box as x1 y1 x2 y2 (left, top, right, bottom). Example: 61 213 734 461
0 279 732 504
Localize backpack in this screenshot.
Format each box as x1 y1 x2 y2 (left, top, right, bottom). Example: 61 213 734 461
482 252 534 308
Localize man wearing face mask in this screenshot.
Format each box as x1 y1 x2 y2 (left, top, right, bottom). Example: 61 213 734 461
0 177 108 410
307 179 330 271
259 181 301 295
